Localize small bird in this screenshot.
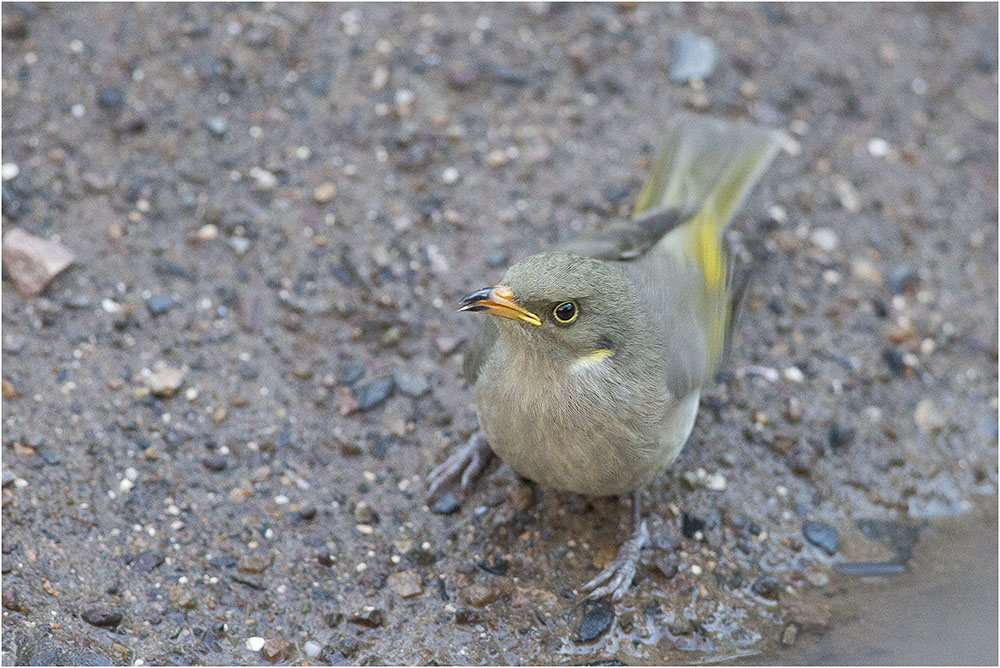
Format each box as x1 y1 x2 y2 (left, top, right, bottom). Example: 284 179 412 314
428 114 781 600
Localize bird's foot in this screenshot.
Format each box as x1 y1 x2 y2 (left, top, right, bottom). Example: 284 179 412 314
581 519 650 602
426 431 494 499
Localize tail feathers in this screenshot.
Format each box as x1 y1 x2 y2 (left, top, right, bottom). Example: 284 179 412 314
635 114 781 374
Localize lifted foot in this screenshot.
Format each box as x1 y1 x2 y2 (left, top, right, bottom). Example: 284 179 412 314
426 431 494 499
581 519 650 601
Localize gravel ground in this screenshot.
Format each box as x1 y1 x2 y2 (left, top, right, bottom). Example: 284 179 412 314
2 3 997 665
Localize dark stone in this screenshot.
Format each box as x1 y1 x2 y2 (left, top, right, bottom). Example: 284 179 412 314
454 607 482 625
96 86 126 110
323 610 343 626
405 547 437 567
82 607 123 628
348 608 385 628
16 635 113 666
133 550 165 573
353 378 394 411
2 583 28 612
237 362 259 380
297 505 317 521
578 597 614 642
828 423 855 450
802 521 839 555
477 557 509 576
681 512 706 539
202 456 227 472
493 65 531 86
311 586 337 600
886 264 918 294
154 259 195 281
882 347 907 376
209 555 237 568
337 364 365 385
317 552 334 568
431 492 460 515
751 575 781 600
36 447 60 465
145 295 174 317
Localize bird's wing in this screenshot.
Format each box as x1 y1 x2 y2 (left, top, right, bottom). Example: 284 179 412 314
622 115 782 396
553 207 689 260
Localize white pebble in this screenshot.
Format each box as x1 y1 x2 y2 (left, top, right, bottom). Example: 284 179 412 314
245 637 265 652
1 163 20 181
810 227 839 252
705 472 727 492
71 103 86 117
441 167 460 185
868 138 891 158
303 641 322 658
782 366 805 383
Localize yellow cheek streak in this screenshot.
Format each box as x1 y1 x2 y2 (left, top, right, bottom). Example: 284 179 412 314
569 348 614 374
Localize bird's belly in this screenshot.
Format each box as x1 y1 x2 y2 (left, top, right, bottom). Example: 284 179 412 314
476 380 701 497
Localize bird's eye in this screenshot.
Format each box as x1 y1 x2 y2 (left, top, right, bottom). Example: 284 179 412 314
552 301 578 325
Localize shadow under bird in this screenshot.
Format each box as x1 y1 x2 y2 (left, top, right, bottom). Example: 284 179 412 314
429 114 782 600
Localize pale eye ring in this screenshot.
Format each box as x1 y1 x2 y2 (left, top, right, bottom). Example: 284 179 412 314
552 301 578 325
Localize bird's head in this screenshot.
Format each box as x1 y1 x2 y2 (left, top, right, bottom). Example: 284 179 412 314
459 252 638 365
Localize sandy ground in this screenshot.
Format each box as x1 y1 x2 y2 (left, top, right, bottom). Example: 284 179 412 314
2 3 997 665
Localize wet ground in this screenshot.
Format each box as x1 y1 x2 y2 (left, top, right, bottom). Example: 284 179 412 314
2 3 997 665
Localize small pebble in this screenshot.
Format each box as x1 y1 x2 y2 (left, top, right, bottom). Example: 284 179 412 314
2 228 76 297
751 575 781 600
96 86 125 110
914 399 946 433
781 623 799 646
303 640 322 658
206 116 229 137
431 492 460 515
387 570 423 598
245 637 265 652
145 294 174 317
670 31 718 82
146 367 184 397
867 137 891 158
313 182 337 204
440 167 460 185
782 366 805 383
785 396 803 422
353 378 394 411
828 423 855 450
393 368 430 397
261 638 289 663
578 597 614 642
133 550 164 573
810 227 839 253
82 607 122 628
802 521 839 555
348 608 386 628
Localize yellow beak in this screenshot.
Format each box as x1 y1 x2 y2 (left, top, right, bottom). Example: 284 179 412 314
458 285 541 326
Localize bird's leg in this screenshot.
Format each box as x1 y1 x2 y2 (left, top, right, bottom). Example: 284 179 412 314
426 430 494 499
581 489 650 601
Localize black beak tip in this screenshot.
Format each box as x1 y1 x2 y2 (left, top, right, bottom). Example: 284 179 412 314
458 287 495 309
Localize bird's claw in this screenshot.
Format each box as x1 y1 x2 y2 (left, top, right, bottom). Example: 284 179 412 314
426 431 493 499
582 519 650 602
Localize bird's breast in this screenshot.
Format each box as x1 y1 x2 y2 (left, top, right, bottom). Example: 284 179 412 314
475 350 695 496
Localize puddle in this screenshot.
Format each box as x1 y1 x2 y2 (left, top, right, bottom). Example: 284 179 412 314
750 499 998 665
